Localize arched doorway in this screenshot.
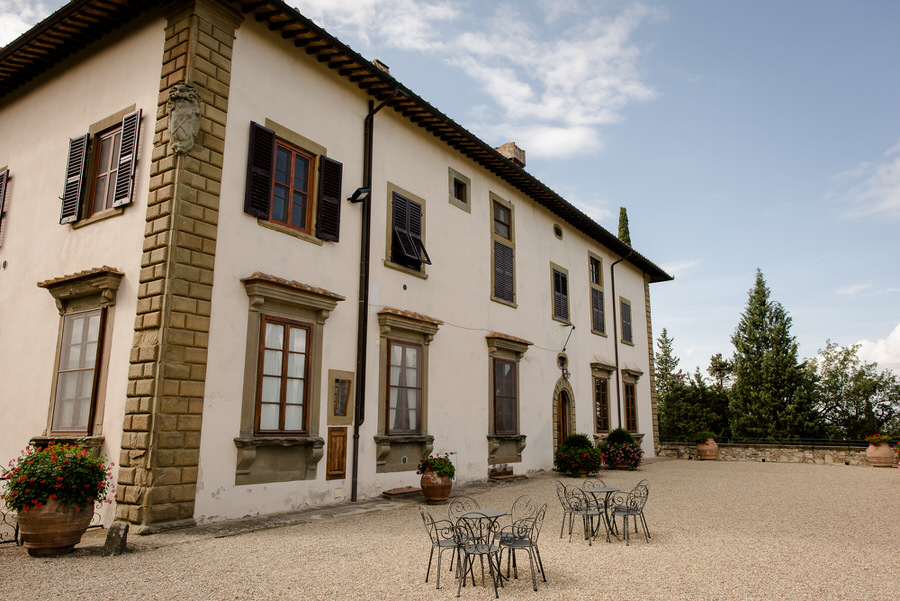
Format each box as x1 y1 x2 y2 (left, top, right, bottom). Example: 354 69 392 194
552 378 575 450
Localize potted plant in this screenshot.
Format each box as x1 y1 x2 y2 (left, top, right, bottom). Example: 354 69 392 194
417 452 455 504
1 443 114 556
864 433 895 467
696 430 718 460
553 434 602 476
599 428 644 470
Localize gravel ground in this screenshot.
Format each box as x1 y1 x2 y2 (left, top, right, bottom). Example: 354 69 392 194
2 459 898 601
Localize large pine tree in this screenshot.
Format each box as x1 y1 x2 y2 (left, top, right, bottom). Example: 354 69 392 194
654 328 683 400
729 269 819 440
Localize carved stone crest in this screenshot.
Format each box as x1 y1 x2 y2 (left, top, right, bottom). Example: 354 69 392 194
167 83 202 155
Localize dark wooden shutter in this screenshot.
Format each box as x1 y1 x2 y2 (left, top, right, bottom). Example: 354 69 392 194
407 200 431 265
391 192 418 265
244 121 275 218
553 270 569 320
591 288 605 334
493 240 514 302
326 427 347 480
111 109 141 208
60 133 89 224
0 169 7 217
315 155 342 242
621 300 632 343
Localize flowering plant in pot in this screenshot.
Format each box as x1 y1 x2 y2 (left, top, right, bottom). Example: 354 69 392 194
417 453 455 504
864 433 895 468
695 429 719 460
2 443 114 556
599 428 644 470
554 433 602 476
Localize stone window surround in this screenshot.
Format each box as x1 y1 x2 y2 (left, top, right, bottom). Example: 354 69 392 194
383 182 429 279
374 307 441 473
550 262 570 324
234 273 344 485
490 192 516 307
448 166 471 213
37 266 124 440
485 332 531 465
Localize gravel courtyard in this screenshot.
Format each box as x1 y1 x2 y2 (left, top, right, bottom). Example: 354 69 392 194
2 458 898 601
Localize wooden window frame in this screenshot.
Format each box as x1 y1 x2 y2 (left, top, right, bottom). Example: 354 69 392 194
60 107 141 225
255 315 312 435
490 194 516 306
244 120 342 243
50 307 106 435
492 358 518 435
270 140 315 233
385 339 423 435
624 381 638 433
594 376 610 434
551 263 570 323
589 253 605 335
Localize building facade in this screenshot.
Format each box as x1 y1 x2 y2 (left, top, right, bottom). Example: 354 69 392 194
0 0 671 531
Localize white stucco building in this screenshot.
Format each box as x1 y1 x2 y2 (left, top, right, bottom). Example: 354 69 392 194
0 0 672 531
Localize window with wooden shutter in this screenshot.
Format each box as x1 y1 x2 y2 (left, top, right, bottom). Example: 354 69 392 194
390 191 430 270
594 376 609 433
591 288 605 334
244 121 276 219
111 109 141 208
316 156 342 242
620 298 633 344
493 241 514 302
0 169 8 237
326 427 348 480
60 133 88 224
493 358 517 435
552 267 569 322
490 196 516 305
59 108 142 224
624 382 637 432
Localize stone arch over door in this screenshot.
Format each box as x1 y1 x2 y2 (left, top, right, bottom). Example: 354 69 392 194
552 378 576 451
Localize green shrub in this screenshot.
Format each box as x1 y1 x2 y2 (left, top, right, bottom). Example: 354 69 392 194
605 427 635 445
562 433 594 450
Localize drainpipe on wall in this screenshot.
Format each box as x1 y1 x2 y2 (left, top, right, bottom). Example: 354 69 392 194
351 91 398 503
609 249 633 429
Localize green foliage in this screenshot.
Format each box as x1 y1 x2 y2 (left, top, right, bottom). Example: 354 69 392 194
695 430 717 443
605 427 636 445
707 353 734 391
655 328 685 400
658 371 731 442
1 443 114 512
617 207 631 246
562 433 594 450
813 341 900 439
729 269 823 440
416 453 456 479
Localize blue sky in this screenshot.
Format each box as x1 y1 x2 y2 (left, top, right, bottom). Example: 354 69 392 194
4 0 899 376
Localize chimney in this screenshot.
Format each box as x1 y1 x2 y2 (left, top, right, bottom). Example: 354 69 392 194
373 59 391 75
495 142 525 168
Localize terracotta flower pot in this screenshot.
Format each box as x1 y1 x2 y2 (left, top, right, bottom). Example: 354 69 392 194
865 442 895 468
16 498 94 557
420 470 452 505
697 438 718 460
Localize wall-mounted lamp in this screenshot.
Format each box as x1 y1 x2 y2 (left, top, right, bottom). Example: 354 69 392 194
348 187 370 203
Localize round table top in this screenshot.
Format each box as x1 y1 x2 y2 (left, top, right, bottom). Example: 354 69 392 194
454 508 507 519
582 487 619 494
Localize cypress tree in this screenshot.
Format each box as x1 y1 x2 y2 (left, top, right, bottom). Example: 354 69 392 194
618 207 631 246
654 328 683 400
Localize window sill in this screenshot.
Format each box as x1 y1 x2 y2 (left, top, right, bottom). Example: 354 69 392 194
233 436 325 484
487 434 526 464
257 219 324 246
30 435 105 451
383 260 428 280
374 434 434 472
591 329 608 338
490 296 517 308
552 316 572 325
72 207 124 229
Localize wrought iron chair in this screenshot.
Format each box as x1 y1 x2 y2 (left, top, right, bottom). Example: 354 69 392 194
554 480 574 539
564 485 603 545
452 512 503 598
418 505 459 589
581 477 613 541
610 483 650 545
498 503 547 591
448 495 481 521
506 494 537 526
582 477 607 490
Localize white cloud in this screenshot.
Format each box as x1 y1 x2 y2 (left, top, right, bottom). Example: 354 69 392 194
834 283 874 296
856 323 900 376
830 140 900 221
297 0 658 158
659 259 700 277
0 0 60 46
